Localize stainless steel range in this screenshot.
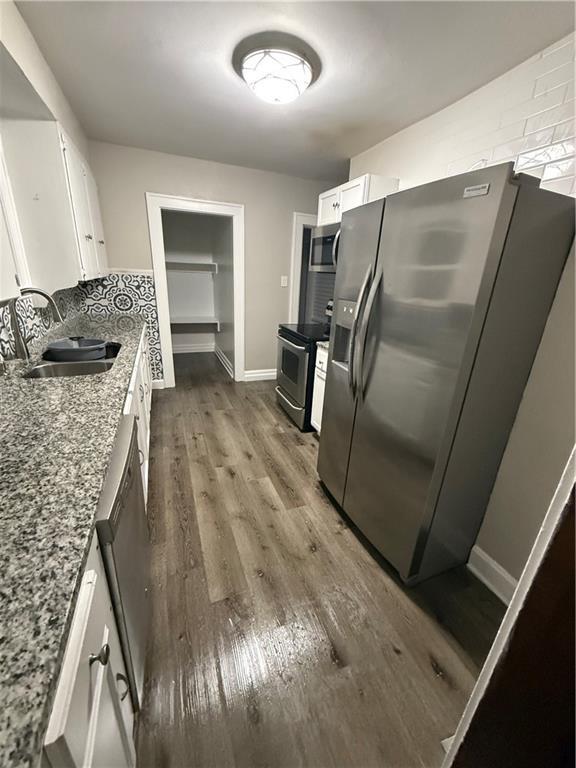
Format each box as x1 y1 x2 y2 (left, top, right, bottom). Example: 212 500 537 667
276 323 329 431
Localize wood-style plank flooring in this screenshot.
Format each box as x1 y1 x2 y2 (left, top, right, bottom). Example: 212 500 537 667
138 353 505 768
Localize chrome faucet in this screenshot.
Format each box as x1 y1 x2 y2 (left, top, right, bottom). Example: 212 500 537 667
0 287 63 361
20 286 63 324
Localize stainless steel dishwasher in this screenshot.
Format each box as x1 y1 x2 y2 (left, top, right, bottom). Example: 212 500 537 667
96 414 150 711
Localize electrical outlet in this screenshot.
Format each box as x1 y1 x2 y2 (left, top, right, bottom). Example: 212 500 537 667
280 275 288 288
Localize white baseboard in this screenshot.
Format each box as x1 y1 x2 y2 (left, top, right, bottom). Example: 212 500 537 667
467 546 518 605
244 368 277 382
214 345 234 379
152 379 165 389
172 342 215 354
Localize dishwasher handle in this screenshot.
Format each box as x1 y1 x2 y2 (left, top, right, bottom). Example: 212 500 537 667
95 414 140 543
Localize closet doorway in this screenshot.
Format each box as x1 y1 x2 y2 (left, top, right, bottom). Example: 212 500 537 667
146 193 245 388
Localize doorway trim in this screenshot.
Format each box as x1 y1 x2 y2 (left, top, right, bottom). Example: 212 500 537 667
146 192 245 388
288 212 317 323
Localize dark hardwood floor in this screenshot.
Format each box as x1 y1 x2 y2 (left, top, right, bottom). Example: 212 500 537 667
137 353 505 768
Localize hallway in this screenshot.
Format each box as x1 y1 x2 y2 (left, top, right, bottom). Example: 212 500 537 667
138 353 504 768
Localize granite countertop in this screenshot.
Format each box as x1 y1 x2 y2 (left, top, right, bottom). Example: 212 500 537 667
0 313 146 768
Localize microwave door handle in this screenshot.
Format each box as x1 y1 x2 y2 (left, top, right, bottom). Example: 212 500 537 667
332 228 341 268
356 269 382 404
348 264 373 395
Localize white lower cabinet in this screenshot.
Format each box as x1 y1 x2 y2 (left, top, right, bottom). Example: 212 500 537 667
123 327 152 504
311 345 329 433
43 536 135 768
43 332 153 766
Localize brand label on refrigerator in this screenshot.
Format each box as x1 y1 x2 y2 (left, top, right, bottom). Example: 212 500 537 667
463 183 490 198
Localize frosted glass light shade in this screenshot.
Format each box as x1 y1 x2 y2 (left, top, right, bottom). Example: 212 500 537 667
241 48 313 104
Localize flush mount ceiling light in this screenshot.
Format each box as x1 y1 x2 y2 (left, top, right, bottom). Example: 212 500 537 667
233 32 321 105
242 49 312 104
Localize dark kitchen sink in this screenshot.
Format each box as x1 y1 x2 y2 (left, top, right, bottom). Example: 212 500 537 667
24 360 115 379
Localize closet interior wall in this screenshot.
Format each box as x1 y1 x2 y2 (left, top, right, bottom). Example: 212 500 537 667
161 210 234 369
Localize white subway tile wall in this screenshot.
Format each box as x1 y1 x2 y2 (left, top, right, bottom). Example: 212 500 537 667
350 34 576 197
445 34 576 194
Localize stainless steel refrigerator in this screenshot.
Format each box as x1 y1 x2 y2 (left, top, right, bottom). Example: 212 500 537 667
318 163 574 584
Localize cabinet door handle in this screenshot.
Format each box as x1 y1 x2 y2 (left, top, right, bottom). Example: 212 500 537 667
89 643 110 667
116 672 130 702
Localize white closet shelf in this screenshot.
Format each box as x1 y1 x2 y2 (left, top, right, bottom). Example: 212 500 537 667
171 316 221 331
166 261 218 273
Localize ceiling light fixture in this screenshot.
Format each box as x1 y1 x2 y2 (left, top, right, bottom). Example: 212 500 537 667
241 48 312 104
233 32 321 106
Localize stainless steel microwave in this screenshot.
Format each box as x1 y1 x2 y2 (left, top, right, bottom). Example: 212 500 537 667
310 223 340 272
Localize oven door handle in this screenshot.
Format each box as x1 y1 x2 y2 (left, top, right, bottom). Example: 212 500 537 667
276 334 307 352
275 386 304 411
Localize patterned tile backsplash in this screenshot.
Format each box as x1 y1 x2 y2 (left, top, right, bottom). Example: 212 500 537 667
0 273 163 380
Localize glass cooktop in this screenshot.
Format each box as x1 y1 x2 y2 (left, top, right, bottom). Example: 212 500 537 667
278 323 330 343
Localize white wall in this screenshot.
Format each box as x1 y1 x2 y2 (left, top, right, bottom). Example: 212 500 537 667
350 33 575 597
162 209 216 263
213 218 234 370
351 34 575 197
473 249 575 582
0 1 87 156
88 141 327 370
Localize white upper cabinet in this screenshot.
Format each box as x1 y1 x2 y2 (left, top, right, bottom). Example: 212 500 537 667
0 200 22 300
317 187 340 225
317 173 400 225
61 132 106 281
0 120 108 294
0 138 30 300
338 175 368 215
85 169 108 276
1 121 83 293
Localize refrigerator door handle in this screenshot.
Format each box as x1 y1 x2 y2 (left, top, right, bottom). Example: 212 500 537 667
332 228 341 268
348 264 373 394
356 269 383 403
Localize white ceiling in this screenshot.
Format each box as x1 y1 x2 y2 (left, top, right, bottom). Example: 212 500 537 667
17 1 574 181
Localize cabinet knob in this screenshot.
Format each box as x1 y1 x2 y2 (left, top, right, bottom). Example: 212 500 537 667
98 239 105 245
89 643 110 667
85 234 93 241
139 383 144 402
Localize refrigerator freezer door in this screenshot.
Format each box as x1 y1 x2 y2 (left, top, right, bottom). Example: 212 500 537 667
343 164 518 580
317 199 386 505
